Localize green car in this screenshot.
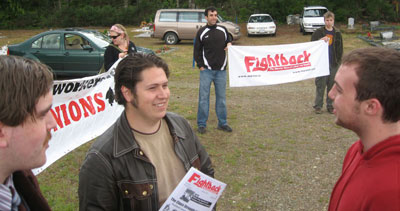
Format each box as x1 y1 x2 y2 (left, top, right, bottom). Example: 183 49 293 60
7 28 154 76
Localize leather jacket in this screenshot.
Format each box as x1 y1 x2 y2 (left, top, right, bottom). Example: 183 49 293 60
311 26 343 68
78 111 214 211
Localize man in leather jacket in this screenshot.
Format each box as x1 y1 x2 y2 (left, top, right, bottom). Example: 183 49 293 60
78 53 214 211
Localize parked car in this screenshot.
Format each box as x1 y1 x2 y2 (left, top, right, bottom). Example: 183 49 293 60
6 28 154 76
152 9 241 45
299 6 328 35
246 14 276 36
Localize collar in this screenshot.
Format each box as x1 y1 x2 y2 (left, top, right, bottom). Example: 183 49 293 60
207 24 217 29
113 111 187 157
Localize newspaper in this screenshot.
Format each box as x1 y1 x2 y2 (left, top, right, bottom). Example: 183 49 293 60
159 167 226 211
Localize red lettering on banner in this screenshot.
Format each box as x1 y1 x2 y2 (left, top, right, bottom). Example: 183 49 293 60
244 51 312 73
51 92 106 131
188 172 222 194
94 93 105 112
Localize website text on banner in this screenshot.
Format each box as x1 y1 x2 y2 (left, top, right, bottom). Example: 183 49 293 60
33 60 124 175
228 40 329 87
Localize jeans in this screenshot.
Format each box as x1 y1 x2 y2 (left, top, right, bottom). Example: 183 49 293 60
197 69 227 128
314 65 338 109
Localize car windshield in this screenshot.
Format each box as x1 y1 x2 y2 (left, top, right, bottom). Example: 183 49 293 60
80 31 111 48
218 15 226 22
249 15 273 23
304 9 327 17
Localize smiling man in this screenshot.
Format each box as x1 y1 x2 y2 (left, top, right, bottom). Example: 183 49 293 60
0 55 56 210
79 53 214 211
194 6 233 134
327 48 400 210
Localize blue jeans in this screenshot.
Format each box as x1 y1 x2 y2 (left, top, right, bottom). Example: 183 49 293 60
197 69 227 128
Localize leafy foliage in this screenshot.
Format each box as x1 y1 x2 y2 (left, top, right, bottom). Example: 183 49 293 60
1 0 398 28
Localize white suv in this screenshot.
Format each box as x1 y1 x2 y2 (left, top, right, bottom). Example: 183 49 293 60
299 6 328 35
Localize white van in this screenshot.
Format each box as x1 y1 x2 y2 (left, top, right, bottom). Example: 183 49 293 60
152 9 241 45
299 6 328 35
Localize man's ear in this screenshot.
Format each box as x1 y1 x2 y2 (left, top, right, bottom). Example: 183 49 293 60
121 86 133 103
0 122 8 148
363 98 382 117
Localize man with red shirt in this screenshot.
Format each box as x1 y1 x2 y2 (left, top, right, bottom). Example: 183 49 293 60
327 47 400 210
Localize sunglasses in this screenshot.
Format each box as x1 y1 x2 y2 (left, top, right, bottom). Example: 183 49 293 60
109 34 120 39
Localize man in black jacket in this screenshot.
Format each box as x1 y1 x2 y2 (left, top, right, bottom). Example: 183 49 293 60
311 11 343 114
0 55 56 211
79 53 214 211
194 6 232 134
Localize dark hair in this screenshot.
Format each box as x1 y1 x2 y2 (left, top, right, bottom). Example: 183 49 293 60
204 6 217 16
0 55 53 126
342 47 400 122
114 53 170 106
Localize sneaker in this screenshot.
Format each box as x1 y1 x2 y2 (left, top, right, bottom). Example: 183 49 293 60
217 125 233 132
327 107 334 114
197 127 206 134
314 107 323 114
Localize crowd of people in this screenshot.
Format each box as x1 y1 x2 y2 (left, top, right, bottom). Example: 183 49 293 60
1 6 400 211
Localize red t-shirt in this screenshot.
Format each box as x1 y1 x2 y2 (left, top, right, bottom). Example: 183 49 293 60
329 134 400 211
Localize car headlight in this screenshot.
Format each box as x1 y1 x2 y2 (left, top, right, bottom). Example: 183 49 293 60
304 23 312 27
270 26 276 29
235 27 240 33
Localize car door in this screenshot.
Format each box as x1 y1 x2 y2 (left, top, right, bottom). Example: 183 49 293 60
63 33 102 75
177 11 202 39
29 33 64 72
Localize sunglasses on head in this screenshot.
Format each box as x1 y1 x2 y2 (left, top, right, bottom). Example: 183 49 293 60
109 34 120 39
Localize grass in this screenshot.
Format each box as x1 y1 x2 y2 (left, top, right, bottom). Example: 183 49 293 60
0 23 376 210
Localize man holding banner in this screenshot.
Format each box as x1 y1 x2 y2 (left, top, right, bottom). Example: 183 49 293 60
79 53 214 211
194 6 232 134
327 48 400 210
311 11 343 114
0 56 56 210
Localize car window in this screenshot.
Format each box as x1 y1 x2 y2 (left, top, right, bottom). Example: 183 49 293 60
249 15 273 23
200 13 207 23
32 37 43 49
80 32 110 48
304 9 327 17
65 34 86 50
159 12 177 22
178 12 198 22
41 34 61 49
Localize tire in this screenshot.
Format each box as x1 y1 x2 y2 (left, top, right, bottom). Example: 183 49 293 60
164 32 178 45
300 25 303 33
228 34 233 42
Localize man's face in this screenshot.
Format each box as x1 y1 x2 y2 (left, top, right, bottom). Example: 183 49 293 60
325 17 334 29
128 67 170 123
328 64 362 132
205 10 218 26
1 90 56 170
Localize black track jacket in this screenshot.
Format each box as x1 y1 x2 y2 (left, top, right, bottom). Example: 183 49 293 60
194 24 232 70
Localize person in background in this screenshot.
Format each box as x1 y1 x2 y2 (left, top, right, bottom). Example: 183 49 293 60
327 47 400 210
104 24 137 71
311 11 343 114
193 6 233 134
0 55 57 210
79 53 214 211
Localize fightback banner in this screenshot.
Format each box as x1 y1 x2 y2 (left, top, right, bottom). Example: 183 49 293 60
228 40 329 87
33 60 124 174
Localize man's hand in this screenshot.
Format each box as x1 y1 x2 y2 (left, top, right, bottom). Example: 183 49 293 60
200 67 205 71
225 42 232 51
321 36 330 42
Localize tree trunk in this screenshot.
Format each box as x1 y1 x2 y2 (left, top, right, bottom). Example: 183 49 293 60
177 0 179 8
124 0 129 8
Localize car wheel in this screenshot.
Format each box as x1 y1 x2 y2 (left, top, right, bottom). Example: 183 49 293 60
302 30 307 35
164 32 178 45
228 34 233 42
300 25 303 33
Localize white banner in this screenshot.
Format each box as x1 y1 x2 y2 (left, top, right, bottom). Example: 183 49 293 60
228 40 329 87
33 60 124 174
